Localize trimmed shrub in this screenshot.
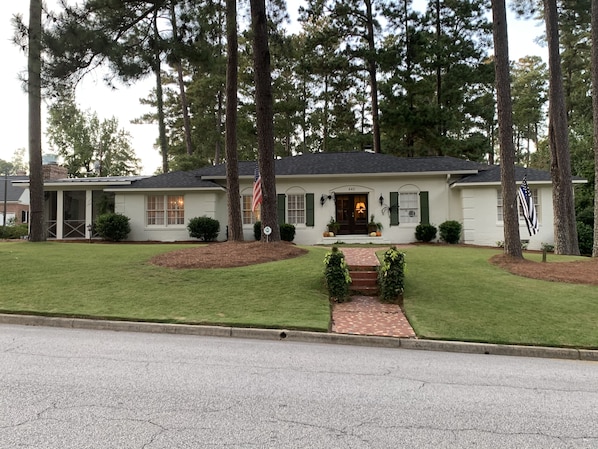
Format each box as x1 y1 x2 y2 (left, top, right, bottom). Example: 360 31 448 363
280 223 296 242
439 220 462 244
577 221 593 256
0 223 28 239
324 246 351 302
94 213 131 242
378 246 406 303
415 223 437 242
187 216 220 242
253 221 261 241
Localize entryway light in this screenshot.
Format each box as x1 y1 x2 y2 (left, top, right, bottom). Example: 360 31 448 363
379 194 384 206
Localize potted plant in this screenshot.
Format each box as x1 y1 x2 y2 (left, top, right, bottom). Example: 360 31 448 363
327 216 340 236
375 221 383 237
368 215 378 234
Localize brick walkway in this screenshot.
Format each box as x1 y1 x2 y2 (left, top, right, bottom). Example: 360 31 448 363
330 247 416 338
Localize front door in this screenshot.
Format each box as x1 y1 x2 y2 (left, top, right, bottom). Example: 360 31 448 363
335 194 369 235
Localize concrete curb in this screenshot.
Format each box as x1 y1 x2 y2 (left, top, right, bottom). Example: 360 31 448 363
1 313 597 362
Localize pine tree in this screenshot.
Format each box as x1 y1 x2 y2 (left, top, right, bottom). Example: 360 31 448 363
492 0 522 258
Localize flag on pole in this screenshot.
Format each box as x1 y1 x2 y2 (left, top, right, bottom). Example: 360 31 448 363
518 177 539 236
252 165 262 213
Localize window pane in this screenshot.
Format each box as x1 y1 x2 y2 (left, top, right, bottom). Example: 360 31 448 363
243 195 259 224
167 195 184 225
147 195 164 226
287 194 305 225
399 192 418 223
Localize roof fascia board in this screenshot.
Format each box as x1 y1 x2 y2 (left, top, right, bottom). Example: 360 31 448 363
450 180 585 188
105 186 226 193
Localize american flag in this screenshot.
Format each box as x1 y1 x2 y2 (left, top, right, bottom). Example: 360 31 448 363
518 177 539 236
252 165 262 213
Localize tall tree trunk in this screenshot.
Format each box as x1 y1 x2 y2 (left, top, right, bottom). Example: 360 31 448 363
492 0 522 258
215 90 223 164
154 13 169 174
225 0 243 242
544 0 579 255
592 0 598 257
250 0 280 242
170 1 193 157
28 0 45 242
435 0 443 155
364 0 381 154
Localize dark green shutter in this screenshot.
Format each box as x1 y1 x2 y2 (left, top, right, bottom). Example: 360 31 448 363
390 192 399 226
419 191 430 225
305 193 314 226
277 194 286 224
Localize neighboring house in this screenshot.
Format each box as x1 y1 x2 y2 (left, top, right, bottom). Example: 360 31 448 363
23 152 585 249
1 175 30 226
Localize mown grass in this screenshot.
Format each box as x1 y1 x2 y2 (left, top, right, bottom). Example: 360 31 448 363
2 241 598 348
400 245 598 349
0 241 331 331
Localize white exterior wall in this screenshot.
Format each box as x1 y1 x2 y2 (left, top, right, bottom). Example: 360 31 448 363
111 176 557 248
116 190 227 242
457 185 555 250
261 174 454 245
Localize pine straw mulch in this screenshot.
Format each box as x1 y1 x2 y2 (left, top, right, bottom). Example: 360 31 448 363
150 241 308 269
150 241 598 285
489 253 598 285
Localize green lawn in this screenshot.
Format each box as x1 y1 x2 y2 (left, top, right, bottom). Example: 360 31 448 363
2 241 597 349
401 245 598 349
0 241 331 331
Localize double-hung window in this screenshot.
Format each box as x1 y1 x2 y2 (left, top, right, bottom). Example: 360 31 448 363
287 194 305 225
242 195 259 224
146 195 184 226
399 192 419 224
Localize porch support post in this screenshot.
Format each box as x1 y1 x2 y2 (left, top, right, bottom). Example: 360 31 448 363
56 190 64 240
85 190 93 239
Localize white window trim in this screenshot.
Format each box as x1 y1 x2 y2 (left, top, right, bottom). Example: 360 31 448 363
146 194 185 227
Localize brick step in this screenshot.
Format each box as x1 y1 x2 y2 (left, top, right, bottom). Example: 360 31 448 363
349 270 379 296
348 265 378 272
349 285 379 296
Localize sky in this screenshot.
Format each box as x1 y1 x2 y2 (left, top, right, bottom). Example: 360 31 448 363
0 1 547 175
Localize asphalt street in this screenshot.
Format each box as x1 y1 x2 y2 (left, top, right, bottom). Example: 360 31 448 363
1 324 597 448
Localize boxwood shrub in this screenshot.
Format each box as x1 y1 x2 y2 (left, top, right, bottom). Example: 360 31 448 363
94 213 131 242
188 216 220 242
439 220 462 244
280 223 296 242
415 223 437 242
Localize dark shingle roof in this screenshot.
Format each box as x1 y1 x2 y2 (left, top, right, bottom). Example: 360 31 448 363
114 153 578 190
1 176 29 201
196 152 485 178
113 169 223 190
454 165 585 185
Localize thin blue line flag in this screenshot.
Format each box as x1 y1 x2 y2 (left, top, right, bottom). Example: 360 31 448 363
518 177 539 236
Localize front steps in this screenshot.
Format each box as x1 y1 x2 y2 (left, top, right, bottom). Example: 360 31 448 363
349 265 379 296
320 235 391 245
